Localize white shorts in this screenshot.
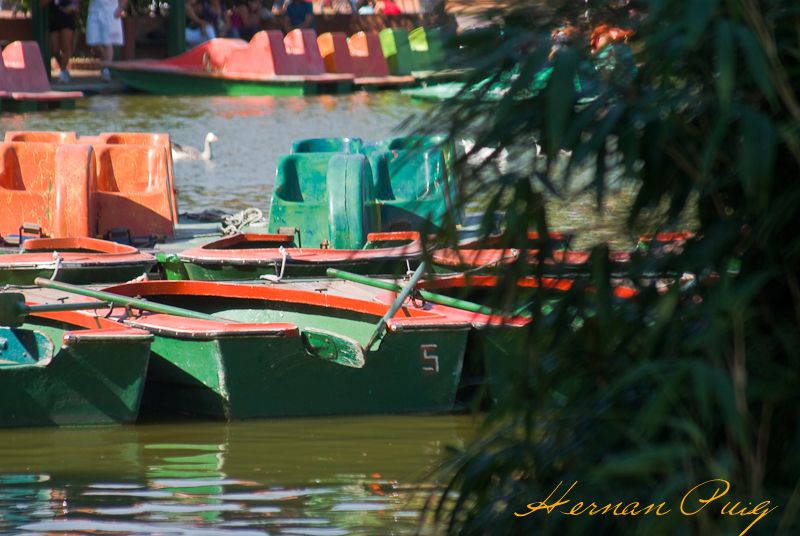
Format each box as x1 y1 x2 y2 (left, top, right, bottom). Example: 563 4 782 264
86 8 123 46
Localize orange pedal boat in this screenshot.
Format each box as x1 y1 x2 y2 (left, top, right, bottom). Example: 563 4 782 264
0 131 178 243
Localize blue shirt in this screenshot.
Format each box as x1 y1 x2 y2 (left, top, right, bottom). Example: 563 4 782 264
286 1 313 27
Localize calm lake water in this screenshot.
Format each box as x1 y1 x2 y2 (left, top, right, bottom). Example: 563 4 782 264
0 416 475 535
0 93 480 535
0 91 643 534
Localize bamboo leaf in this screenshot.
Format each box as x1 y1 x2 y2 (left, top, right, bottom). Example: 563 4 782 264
736 25 778 105
687 0 719 43
545 47 578 159
738 108 777 208
700 115 731 180
715 20 735 114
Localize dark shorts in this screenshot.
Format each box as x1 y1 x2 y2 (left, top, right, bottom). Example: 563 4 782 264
49 8 76 32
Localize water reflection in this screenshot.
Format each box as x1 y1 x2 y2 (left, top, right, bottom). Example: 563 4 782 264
0 416 473 534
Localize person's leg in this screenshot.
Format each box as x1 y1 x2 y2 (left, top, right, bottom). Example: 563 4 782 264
49 31 60 65
58 28 74 72
102 44 114 62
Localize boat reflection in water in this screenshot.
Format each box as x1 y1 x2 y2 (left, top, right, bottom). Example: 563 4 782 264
0 415 473 534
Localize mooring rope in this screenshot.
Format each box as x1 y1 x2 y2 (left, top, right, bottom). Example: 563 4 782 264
220 208 266 235
49 252 63 281
260 246 288 283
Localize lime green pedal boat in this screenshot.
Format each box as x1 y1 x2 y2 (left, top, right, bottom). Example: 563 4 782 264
0 296 152 427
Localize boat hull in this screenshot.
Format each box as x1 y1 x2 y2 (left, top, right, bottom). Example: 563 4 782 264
176 257 416 281
165 232 422 281
0 316 151 427
0 237 157 285
0 263 153 286
104 281 470 419
109 68 352 96
141 326 466 419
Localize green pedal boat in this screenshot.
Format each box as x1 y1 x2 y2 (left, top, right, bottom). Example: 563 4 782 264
268 136 459 251
29 279 471 419
0 294 152 427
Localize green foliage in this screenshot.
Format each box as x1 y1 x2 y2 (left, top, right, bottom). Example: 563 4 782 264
418 0 800 534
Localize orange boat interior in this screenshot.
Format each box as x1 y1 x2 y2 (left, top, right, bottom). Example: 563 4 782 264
0 132 177 242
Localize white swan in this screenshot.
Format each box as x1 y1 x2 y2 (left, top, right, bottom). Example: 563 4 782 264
171 132 219 161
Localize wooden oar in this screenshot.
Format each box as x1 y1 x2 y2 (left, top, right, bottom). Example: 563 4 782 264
365 262 427 351
33 278 222 320
6 279 366 369
0 293 110 328
326 267 532 319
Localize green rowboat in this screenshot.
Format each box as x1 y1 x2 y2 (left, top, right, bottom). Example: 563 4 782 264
159 231 422 281
76 280 471 419
0 300 152 427
0 237 156 285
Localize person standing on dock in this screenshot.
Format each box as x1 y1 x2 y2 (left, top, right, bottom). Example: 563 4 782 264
281 0 314 32
43 0 79 83
86 0 126 81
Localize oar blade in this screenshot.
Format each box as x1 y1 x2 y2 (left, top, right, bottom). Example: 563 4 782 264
301 327 366 369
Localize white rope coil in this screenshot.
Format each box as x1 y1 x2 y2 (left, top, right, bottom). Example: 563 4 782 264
220 208 266 235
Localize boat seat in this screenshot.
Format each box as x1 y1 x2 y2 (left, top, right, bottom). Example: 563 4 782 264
4 131 78 143
224 31 282 76
89 132 178 225
408 27 446 71
92 144 175 238
347 32 391 78
283 29 326 75
291 137 363 154
0 142 93 238
0 327 54 365
268 153 378 249
379 28 414 75
0 41 83 100
317 32 354 75
369 149 452 232
318 31 392 79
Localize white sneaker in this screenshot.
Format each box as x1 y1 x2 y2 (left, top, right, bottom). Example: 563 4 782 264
56 70 71 83
101 67 112 82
